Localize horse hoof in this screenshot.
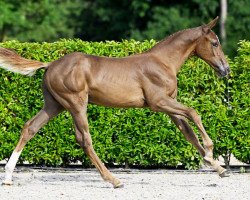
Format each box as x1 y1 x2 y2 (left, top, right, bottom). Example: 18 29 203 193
114 182 124 189
113 179 124 189
2 179 13 186
219 170 230 178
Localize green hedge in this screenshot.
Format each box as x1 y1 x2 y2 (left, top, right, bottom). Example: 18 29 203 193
0 39 249 168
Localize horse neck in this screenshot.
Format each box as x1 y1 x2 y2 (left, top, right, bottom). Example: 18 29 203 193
148 27 202 74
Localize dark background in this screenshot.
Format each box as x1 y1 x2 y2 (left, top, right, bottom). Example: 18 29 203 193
0 0 249 57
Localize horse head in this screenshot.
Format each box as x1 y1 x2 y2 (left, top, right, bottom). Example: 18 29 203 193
195 17 230 77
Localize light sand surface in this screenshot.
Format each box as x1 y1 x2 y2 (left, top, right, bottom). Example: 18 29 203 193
0 167 249 200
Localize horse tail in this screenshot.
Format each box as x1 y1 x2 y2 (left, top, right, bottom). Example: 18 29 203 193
0 47 49 76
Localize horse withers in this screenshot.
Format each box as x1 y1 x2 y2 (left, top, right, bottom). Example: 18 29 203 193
0 17 230 188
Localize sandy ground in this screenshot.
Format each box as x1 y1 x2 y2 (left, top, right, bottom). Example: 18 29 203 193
0 167 249 200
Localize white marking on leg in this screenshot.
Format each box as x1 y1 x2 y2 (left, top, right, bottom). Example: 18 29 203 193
2 150 22 185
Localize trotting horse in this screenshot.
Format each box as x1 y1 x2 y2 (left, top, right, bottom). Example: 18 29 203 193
0 17 230 188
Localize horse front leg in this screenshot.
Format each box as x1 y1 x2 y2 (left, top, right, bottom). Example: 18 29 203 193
67 98 123 188
149 96 229 177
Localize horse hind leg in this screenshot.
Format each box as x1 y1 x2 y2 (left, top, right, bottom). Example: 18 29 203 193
2 88 64 185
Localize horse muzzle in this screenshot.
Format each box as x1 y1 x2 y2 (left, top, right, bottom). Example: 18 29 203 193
215 64 231 78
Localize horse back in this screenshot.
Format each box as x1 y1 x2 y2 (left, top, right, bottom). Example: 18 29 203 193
45 52 149 108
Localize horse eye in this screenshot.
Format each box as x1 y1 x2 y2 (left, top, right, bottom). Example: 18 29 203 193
212 42 218 47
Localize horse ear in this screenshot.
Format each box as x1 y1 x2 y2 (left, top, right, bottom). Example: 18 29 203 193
202 16 219 34
207 16 219 29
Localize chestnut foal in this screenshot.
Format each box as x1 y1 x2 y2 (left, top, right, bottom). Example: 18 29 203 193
1 17 230 188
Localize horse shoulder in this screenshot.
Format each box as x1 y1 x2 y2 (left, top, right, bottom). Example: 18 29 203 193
141 56 177 88
139 55 178 105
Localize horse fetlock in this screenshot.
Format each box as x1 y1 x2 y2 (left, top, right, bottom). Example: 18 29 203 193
3 167 13 185
203 156 214 166
101 174 111 182
3 165 13 185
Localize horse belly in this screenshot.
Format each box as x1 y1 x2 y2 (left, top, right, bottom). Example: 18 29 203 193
88 84 145 108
